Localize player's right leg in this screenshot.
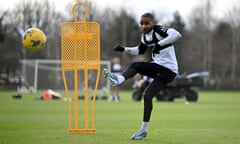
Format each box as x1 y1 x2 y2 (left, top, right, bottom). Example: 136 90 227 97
103 68 120 86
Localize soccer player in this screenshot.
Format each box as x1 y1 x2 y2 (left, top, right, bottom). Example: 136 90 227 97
109 57 122 102
103 12 182 140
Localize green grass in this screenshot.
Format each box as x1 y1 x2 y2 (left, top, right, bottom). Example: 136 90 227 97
0 90 240 144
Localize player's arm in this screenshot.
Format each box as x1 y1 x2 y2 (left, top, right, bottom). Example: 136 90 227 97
114 42 148 55
153 28 182 53
158 28 182 46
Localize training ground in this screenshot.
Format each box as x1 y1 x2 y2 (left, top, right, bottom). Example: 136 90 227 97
0 90 240 144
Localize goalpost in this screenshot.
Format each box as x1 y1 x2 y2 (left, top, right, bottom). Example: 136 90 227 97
18 59 111 95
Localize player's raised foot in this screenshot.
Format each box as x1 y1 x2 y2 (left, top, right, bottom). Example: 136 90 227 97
103 68 109 78
131 130 147 140
103 68 119 86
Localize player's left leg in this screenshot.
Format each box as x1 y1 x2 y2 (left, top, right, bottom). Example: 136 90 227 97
131 79 163 140
131 65 176 140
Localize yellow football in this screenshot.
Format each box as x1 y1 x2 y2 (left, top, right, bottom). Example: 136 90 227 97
22 28 46 51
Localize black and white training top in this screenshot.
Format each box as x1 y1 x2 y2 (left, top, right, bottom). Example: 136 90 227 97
124 25 182 74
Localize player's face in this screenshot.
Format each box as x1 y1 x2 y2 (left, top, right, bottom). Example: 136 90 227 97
140 17 155 34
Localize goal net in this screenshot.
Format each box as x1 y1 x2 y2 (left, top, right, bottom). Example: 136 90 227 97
18 59 111 95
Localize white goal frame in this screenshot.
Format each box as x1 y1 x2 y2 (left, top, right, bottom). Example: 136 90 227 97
18 59 111 94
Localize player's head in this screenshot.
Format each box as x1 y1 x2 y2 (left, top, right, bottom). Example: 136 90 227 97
140 12 156 34
112 57 120 64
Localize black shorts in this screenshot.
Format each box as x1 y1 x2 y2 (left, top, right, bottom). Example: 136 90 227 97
123 62 176 85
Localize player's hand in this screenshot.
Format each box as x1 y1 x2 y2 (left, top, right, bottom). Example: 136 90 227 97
114 45 125 52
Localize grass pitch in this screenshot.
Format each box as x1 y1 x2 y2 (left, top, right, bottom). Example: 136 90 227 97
0 90 240 144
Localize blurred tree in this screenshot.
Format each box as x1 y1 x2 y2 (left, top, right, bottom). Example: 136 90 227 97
97 8 118 60
110 9 141 66
227 4 240 81
0 11 7 43
212 22 233 89
4 0 64 59
99 9 141 66
169 11 185 34
184 0 216 86
0 0 64 86
0 10 20 85
188 0 215 76
213 3 240 89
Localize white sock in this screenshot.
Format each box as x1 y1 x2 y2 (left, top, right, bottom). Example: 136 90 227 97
140 121 149 132
116 74 125 84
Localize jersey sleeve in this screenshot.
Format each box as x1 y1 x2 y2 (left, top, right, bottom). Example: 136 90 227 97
124 40 148 55
124 46 139 55
158 28 182 46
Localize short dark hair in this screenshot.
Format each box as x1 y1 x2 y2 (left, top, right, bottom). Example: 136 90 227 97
141 12 155 20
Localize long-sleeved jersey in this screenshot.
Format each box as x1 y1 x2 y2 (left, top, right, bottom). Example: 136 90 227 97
124 25 182 74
